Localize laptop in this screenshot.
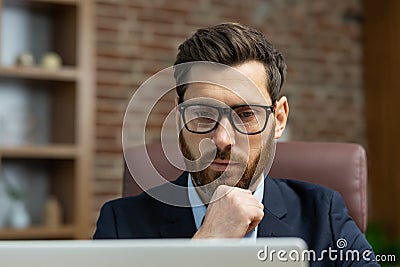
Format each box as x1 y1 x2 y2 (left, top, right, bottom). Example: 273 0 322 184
0 238 309 267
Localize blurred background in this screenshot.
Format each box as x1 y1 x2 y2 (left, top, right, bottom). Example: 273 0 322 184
0 0 398 261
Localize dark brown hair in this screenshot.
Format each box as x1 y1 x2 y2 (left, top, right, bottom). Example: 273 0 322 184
174 22 286 104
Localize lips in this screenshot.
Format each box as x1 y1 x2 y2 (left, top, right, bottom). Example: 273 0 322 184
209 160 240 171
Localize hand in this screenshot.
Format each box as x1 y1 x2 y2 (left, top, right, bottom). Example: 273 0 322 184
192 185 264 238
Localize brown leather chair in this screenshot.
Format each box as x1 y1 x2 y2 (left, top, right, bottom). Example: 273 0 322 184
123 141 368 233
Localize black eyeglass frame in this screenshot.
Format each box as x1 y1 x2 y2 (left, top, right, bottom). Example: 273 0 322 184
178 103 275 135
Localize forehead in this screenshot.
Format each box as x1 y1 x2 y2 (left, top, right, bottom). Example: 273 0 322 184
183 61 272 106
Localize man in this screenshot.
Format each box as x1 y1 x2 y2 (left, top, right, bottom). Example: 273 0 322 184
94 23 377 266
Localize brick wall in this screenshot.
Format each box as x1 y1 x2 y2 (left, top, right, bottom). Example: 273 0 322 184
93 0 363 229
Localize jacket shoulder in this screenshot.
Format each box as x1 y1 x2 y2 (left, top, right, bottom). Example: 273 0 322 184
103 190 164 213
270 177 336 203
94 191 167 239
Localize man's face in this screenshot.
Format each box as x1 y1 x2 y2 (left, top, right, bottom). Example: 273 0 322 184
178 61 279 200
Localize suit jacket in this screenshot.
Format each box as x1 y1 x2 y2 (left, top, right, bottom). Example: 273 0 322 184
94 172 378 266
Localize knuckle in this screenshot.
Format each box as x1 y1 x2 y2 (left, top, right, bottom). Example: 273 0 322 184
230 194 242 206
257 209 264 219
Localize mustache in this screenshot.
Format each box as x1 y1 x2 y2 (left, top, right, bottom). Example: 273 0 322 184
214 148 230 160
202 147 247 164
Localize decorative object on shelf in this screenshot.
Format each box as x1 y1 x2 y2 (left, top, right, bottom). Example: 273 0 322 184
44 195 63 227
41 52 62 70
9 199 31 229
15 51 35 67
0 85 50 146
0 177 13 228
0 171 31 229
0 86 30 146
1 161 49 226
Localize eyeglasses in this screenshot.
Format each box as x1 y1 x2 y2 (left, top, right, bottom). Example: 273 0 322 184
178 103 274 135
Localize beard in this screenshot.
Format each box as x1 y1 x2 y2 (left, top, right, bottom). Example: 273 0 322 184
179 132 273 199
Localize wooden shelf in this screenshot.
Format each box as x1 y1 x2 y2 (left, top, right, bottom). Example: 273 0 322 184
0 0 94 240
0 225 75 239
4 0 78 8
0 145 77 159
0 66 77 82
31 0 78 5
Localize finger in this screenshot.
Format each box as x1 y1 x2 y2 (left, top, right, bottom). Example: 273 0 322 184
246 209 264 233
218 184 252 194
234 194 264 209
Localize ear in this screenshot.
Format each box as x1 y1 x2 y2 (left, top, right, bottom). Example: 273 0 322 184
175 97 183 129
175 97 179 110
274 96 289 139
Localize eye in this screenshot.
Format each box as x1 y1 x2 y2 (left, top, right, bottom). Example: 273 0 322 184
235 107 256 120
238 110 255 118
195 111 214 117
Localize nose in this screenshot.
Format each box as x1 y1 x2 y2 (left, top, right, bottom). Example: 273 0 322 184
212 116 236 150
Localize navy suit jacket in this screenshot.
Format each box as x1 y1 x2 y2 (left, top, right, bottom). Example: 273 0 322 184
94 172 378 266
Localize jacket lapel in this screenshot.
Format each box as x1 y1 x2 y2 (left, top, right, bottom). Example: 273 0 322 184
258 177 294 237
159 172 197 238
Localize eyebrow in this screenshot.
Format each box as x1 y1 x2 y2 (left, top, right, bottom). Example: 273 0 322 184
186 102 264 108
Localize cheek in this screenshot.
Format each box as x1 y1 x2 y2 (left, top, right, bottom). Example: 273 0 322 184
237 135 262 158
249 137 263 159
182 131 203 157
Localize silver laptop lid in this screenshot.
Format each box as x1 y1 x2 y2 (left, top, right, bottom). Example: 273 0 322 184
0 238 308 267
